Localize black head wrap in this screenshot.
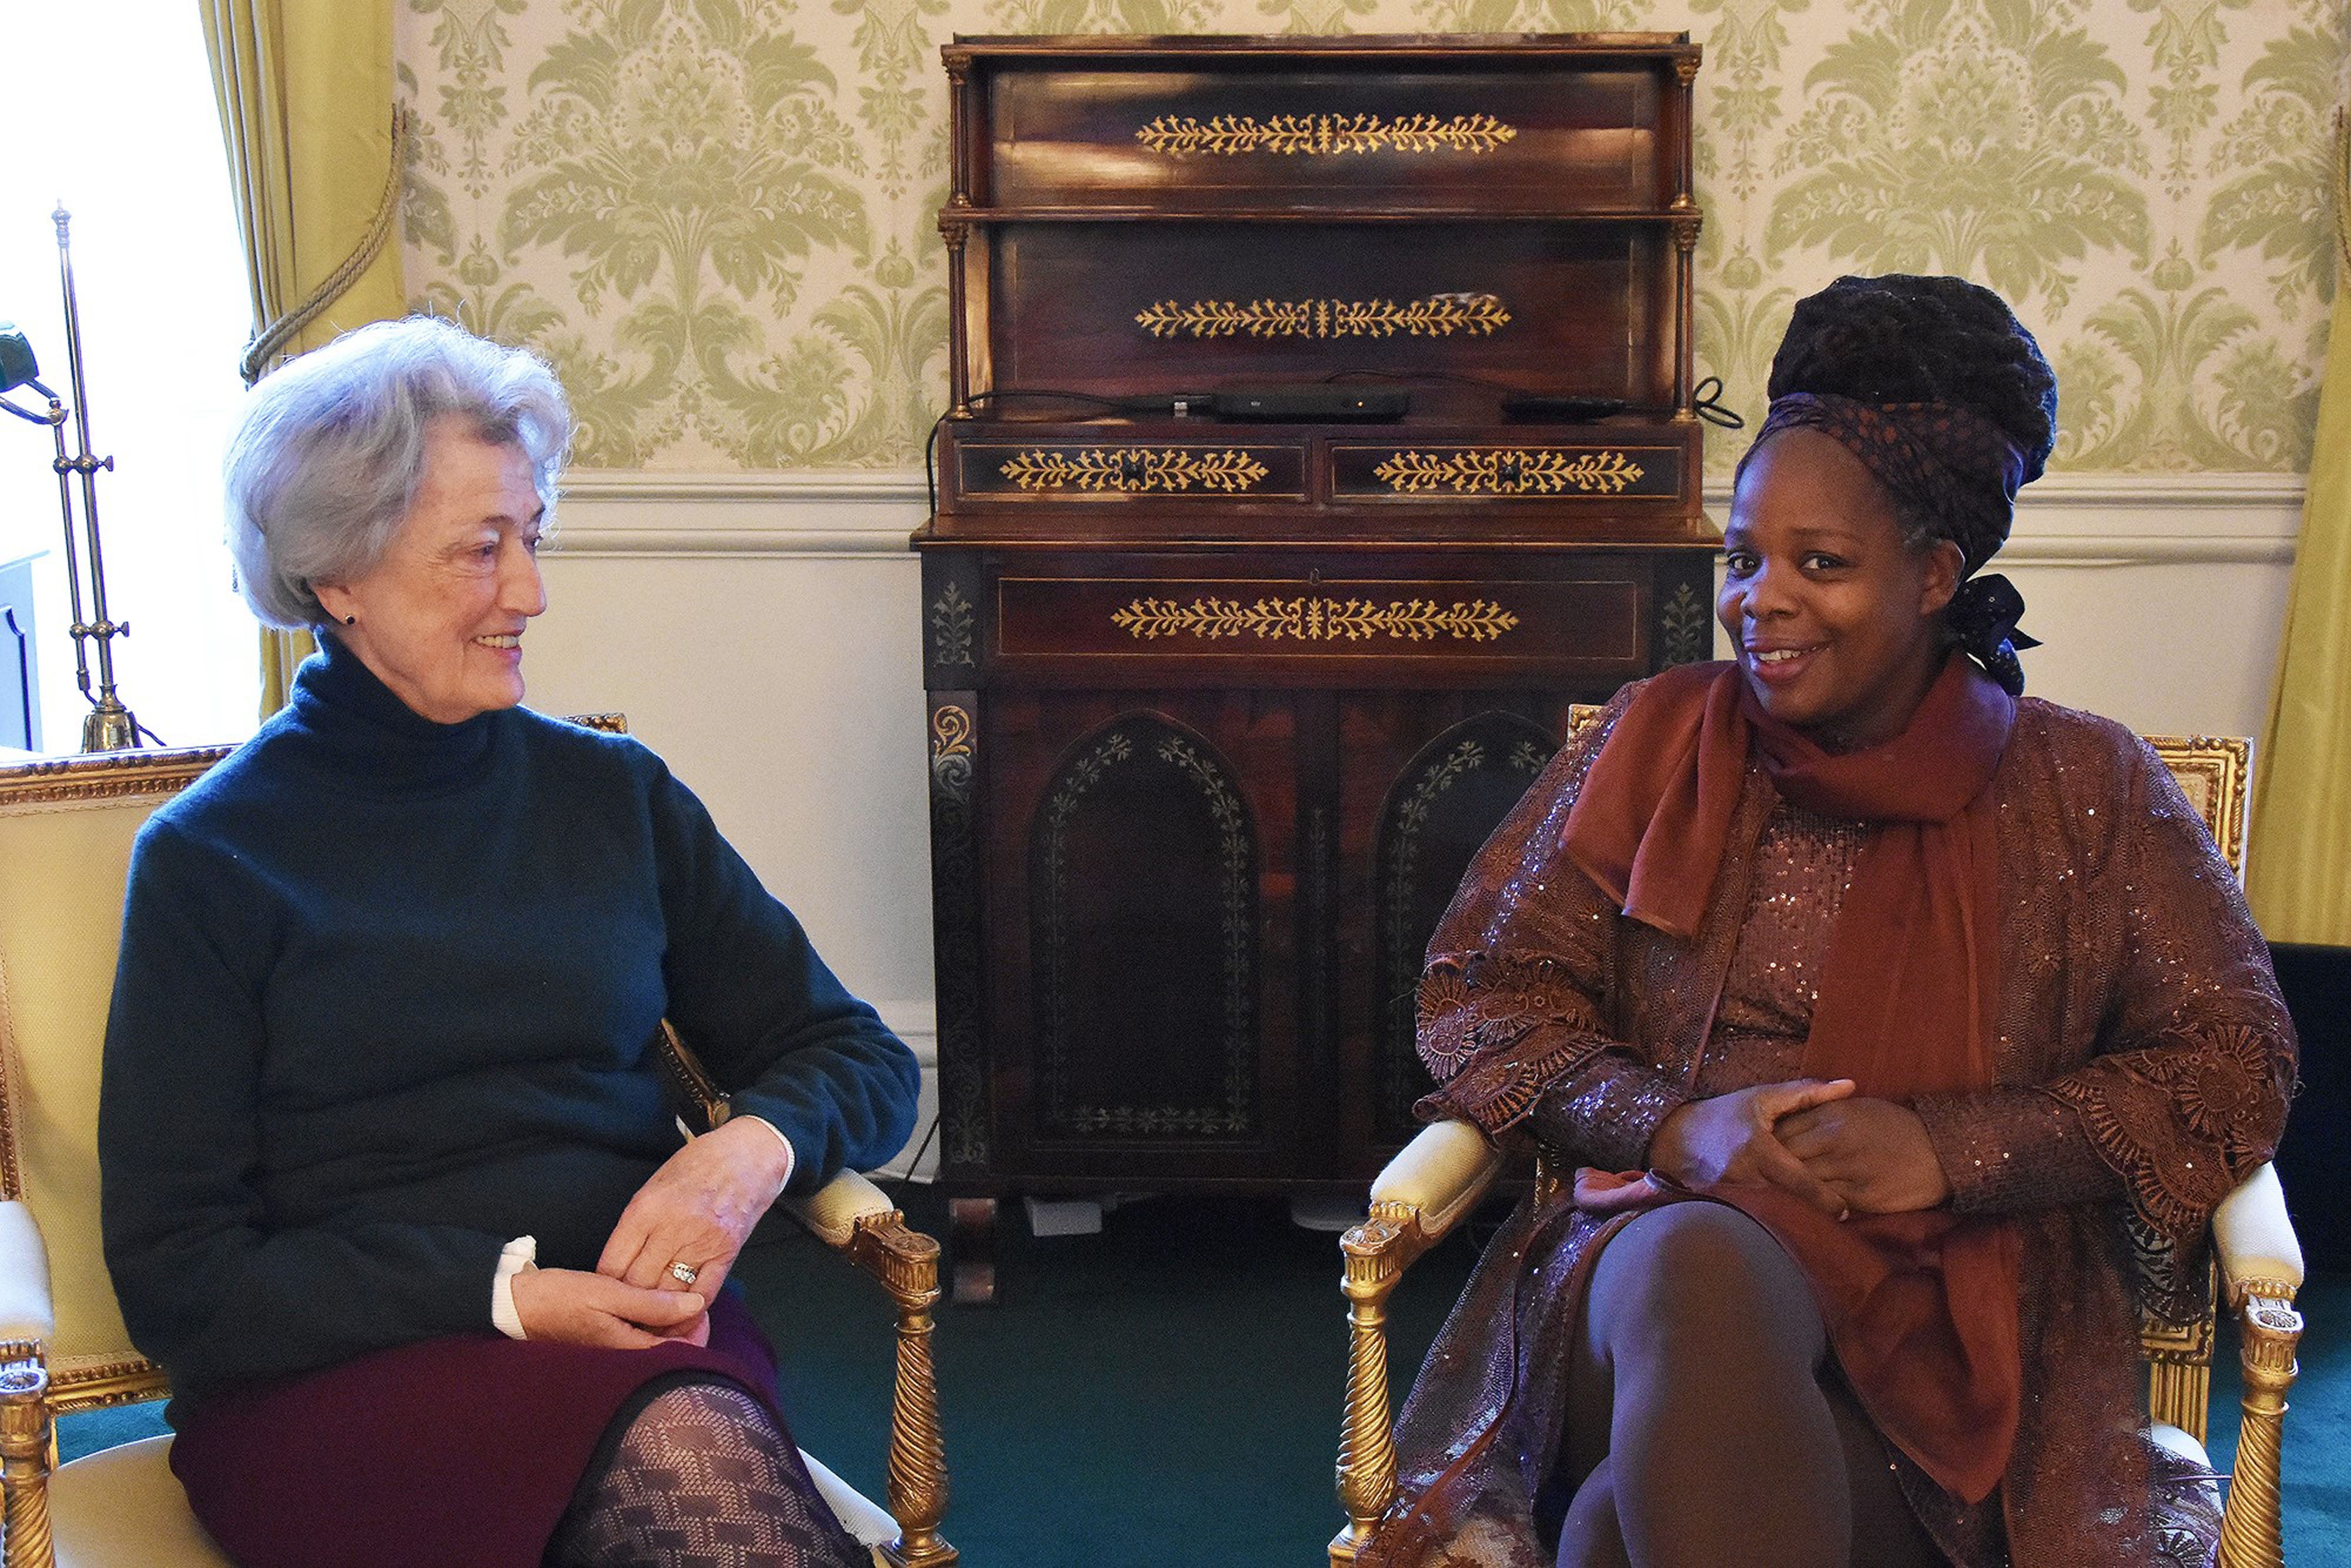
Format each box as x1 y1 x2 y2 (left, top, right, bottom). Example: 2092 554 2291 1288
1740 274 2058 694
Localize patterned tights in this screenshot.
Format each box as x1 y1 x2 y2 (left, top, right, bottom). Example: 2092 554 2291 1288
545 1380 869 1568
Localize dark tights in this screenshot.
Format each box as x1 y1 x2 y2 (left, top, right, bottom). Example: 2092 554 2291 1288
545 1380 869 1568
1555 1204 1945 1568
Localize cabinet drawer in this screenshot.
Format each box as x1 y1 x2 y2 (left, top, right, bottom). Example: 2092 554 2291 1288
964 45 1696 214
955 438 1310 501
989 565 1648 684
933 417 1707 521
986 220 1671 404
1330 439 1686 502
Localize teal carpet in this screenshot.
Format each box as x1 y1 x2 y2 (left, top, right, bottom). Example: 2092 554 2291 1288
62 1192 2350 1566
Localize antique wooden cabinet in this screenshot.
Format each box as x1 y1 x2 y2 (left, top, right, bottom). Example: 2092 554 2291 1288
917 34 1716 1299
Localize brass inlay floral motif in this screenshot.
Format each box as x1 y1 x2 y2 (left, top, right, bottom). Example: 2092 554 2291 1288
1111 596 1519 644
1133 294 1511 340
929 581 974 668
929 703 974 779
1136 112 1518 157
926 703 985 1170
997 447 1270 493
1659 580 1711 666
1372 448 1647 496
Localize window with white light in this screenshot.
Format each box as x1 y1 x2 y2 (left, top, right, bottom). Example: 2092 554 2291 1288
0 4 259 753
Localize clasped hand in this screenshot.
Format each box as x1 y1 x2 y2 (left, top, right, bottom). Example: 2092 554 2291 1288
510 1116 793 1347
1649 1078 1951 1219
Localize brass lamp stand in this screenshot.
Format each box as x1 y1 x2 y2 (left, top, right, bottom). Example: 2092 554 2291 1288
0 207 143 751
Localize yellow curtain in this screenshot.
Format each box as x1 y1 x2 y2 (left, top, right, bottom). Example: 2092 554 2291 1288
198 0 407 717
2248 110 2351 947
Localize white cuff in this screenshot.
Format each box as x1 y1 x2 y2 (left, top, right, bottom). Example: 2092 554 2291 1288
733 1114 797 1195
491 1235 537 1341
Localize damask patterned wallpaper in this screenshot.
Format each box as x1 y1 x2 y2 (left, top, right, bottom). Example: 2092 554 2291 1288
396 0 2345 475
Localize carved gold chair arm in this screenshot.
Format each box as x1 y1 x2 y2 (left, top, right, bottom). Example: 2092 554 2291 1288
1332 1120 1506 1567
655 1024 953 1566
0 1347 53 1568
0 1204 58 1568
779 1171 955 1568
2209 1163 2303 1568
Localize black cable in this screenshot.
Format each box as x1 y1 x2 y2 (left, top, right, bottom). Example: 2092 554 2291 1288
1692 374 1746 430
1321 366 1513 393
925 387 1126 515
885 1110 943 1202
923 407 947 518
72 690 166 749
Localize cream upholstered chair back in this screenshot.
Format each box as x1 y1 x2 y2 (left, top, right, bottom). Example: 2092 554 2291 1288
0 739 957 1568
0 746 231 1410
2141 734 2250 878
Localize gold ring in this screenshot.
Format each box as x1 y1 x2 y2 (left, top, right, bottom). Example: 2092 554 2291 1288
668 1261 699 1286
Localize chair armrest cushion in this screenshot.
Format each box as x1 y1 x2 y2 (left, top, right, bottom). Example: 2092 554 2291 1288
0 1200 56 1343
779 1171 894 1251
1370 1120 1505 1241
797 1449 898 1548
2212 1162 2303 1296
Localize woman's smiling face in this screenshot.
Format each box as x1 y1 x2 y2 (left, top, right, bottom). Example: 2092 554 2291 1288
1717 427 1963 749
313 417 548 725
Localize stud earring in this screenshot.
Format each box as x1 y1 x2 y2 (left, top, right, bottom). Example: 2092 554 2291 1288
342 614 356 626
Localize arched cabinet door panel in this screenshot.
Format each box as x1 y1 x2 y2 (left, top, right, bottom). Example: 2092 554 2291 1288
974 689 1302 1181
1029 711 1261 1144
1369 710 1563 1142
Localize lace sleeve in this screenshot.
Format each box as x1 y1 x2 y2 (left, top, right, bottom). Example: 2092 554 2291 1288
1412 686 1659 1144
1412 950 1627 1138
2035 738 2295 1266
1911 1088 2121 1215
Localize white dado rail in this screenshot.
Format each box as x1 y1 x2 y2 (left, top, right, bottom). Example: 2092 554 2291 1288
547 468 2305 567
552 471 929 558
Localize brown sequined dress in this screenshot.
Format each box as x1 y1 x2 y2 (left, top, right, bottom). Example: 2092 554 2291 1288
1364 679 2296 1568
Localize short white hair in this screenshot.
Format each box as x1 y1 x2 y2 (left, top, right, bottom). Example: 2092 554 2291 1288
223 316 571 629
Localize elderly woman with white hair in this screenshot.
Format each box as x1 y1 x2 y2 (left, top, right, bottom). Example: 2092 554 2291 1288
98 316 915 1568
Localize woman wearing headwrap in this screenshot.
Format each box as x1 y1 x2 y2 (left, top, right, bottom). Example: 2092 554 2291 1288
1361 276 2294 1568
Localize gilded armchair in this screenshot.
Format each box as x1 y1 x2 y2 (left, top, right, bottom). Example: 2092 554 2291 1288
1332 728 2305 1568
0 739 955 1568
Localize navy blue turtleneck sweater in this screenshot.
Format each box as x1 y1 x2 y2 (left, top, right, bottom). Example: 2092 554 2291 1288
99 636 918 1410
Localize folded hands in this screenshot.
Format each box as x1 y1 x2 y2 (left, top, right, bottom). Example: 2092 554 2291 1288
1649 1078 1953 1218
510 1116 796 1347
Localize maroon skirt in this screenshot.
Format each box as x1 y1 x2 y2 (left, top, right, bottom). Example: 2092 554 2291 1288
170 1289 801 1567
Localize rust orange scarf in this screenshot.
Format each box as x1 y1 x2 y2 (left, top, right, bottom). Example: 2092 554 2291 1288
1562 655 2021 1504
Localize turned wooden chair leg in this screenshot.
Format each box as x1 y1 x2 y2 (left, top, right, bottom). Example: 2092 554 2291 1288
2216 1292 2302 1568
1331 1209 1414 1567
849 1215 955 1568
0 1346 54 1568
